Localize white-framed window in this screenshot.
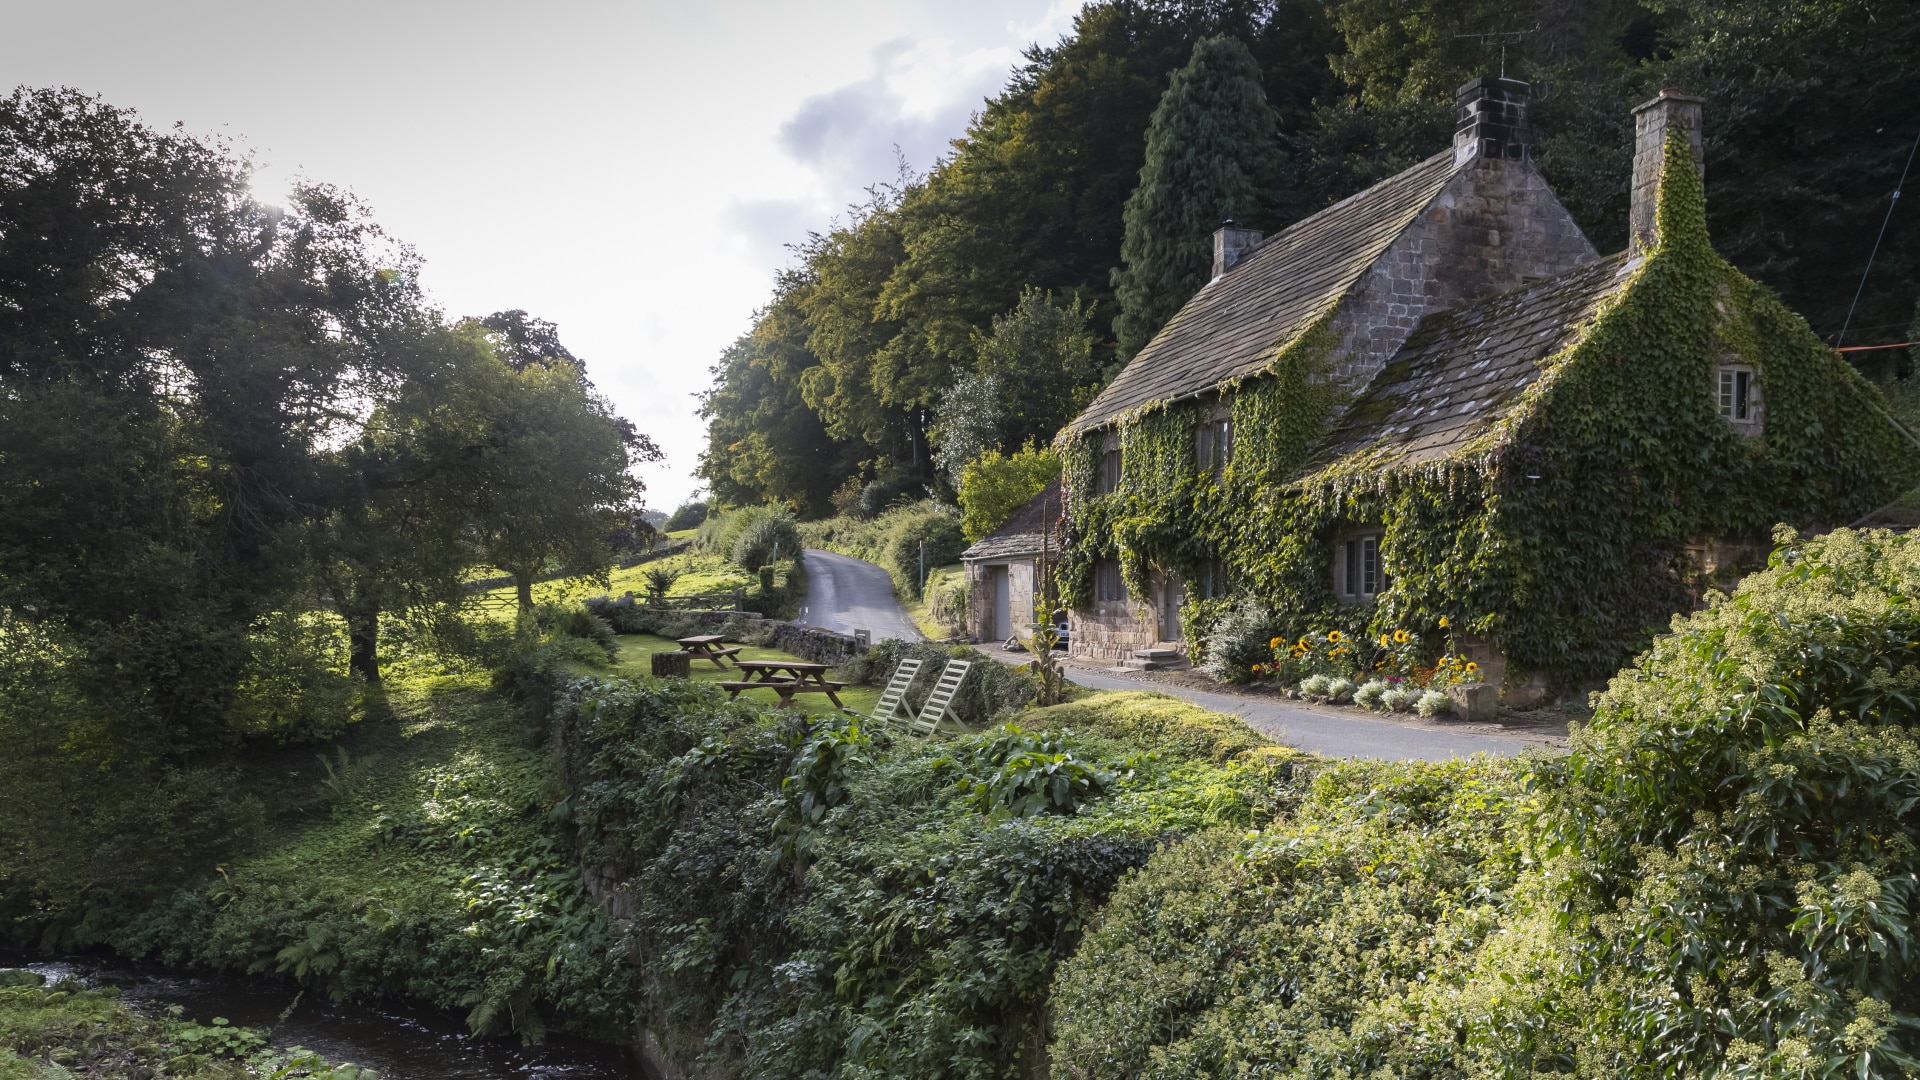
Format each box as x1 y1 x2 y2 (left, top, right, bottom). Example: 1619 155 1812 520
1196 418 1232 474
1718 364 1758 424
1096 450 1122 494
1334 534 1384 600
1094 558 1126 602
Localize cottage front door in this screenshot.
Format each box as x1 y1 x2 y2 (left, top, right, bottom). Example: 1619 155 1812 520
1158 575 1184 643
990 566 1012 641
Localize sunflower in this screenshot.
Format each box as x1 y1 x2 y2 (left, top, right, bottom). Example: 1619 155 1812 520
1465 661 1479 673
1269 636 1283 650
1393 629 1410 644
1326 630 1344 643
1378 633 1392 647
1291 645 1307 657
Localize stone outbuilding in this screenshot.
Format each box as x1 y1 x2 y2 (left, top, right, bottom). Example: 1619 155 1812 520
1056 78 1920 700
959 480 1061 646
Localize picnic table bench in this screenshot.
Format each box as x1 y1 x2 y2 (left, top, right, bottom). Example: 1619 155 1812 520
676 634 743 670
719 659 847 708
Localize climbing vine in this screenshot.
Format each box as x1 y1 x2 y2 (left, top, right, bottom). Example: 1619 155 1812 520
1061 131 1920 686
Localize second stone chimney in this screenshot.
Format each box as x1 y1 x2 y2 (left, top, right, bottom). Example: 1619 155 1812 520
1629 88 1705 255
1453 76 1530 166
1212 220 1264 280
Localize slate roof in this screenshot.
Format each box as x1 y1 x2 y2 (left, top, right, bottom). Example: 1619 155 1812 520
1304 252 1637 474
1069 150 1461 433
961 479 1062 562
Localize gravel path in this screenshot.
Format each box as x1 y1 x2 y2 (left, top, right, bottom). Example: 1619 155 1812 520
796 548 924 642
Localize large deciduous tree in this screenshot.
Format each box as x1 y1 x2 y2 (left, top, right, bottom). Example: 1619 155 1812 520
1111 36 1282 360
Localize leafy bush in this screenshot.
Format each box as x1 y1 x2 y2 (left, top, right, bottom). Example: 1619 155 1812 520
934 724 1126 818
957 443 1060 542
1414 689 1448 716
1197 598 1282 683
552 679 1289 1080
1353 679 1387 710
662 500 708 532
1015 690 1281 763
225 611 356 742
730 508 802 570
879 505 965 599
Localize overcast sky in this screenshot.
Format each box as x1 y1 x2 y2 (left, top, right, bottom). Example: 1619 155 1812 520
2 0 1088 510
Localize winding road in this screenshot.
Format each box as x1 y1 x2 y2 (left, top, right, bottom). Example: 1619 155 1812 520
797 547 1537 760
797 549 924 642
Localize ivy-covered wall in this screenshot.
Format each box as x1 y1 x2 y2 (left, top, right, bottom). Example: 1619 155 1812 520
1061 133 1920 688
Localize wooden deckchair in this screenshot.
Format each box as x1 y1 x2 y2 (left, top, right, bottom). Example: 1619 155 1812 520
849 657 922 732
901 659 971 739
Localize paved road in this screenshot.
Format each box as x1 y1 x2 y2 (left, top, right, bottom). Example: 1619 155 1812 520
797 548 924 642
1062 665 1537 761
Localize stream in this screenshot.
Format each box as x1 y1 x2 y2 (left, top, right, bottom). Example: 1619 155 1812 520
4 955 645 1080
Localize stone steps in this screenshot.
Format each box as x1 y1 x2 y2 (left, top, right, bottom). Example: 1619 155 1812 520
1119 648 1187 671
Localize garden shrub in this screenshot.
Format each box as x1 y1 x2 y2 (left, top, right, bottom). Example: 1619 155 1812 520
730 509 802 571
224 611 356 742
1196 596 1283 683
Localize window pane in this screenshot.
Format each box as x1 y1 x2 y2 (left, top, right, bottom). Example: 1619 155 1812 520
1735 370 1750 420
1362 537 1378 594
1719 370 1734 416
1343 540 1357 595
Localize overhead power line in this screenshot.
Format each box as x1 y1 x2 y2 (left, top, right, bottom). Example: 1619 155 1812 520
1836 124 1920 348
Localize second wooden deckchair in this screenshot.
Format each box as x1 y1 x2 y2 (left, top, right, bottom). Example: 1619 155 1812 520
851 657 922 732
901 659 971 739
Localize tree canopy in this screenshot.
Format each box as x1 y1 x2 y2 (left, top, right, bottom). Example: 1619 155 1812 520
698 0 1920 511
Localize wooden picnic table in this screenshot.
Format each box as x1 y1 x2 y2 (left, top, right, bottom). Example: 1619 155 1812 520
676 634 742 670
720 659 847 708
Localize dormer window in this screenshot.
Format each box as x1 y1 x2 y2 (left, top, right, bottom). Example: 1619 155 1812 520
1196 418 1231 474
1717 364 1761 430
1335 533 1384 601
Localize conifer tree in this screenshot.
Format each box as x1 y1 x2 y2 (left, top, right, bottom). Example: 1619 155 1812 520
1111 36 1281 359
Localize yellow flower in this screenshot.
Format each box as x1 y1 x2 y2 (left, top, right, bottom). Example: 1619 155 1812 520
1465 661 1479 673
1393 629 1410 644
1269 637 1283 649
1378 633 1392 647
1326 630 1344 643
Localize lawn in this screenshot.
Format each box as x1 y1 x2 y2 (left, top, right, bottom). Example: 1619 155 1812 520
607 634 881 718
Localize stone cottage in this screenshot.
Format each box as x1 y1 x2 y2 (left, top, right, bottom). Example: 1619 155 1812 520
959 480 1061 646
1058 78 1920 701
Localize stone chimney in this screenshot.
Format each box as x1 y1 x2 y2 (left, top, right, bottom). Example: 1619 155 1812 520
1212 220 1263 280
1629 88 1705 255
1453 76 1530 166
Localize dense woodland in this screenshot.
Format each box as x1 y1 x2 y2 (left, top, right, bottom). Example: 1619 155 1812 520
698 0 1920 515
0 87 654 924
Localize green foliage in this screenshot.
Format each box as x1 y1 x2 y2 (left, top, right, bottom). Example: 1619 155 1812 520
0 973 365 1079
802 500 966 600
662 500 709 531
552 677 1288 1079
1112 35 1282 358
1194 596 1284 683
957 443 1061 542
728 508 802 571
1065 135 1920 687
935 725 1128 818
931 290 1101 481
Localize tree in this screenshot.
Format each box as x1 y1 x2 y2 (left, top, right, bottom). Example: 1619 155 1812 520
480 309 580 372
1111 36 1282 359
958 444 1062 543
469 352 652 612
932 288 1100 481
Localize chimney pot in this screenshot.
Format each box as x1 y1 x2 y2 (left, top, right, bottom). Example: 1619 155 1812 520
1453 76 1531 166
1212 223 1263 280
1628 88 1705 255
